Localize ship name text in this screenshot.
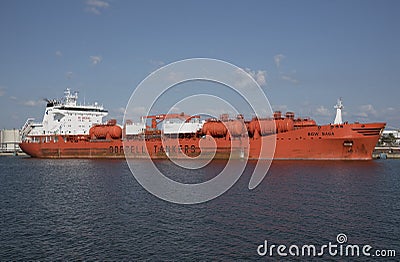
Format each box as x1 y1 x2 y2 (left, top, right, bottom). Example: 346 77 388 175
308 132 335 137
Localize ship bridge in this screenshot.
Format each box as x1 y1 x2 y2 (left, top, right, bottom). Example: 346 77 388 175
22 88 109 137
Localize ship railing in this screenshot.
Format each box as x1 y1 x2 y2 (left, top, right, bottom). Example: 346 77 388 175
20 118 36 138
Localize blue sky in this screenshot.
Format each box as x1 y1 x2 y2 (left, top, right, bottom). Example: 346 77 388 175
0 0 399 129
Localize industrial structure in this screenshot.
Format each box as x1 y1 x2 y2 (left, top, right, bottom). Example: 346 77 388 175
0 129 22 155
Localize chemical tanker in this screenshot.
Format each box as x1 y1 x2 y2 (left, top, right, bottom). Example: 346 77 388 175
19 89 385 160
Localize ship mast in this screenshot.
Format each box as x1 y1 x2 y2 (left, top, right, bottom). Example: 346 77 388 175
334 98 343 124
64 88 78 106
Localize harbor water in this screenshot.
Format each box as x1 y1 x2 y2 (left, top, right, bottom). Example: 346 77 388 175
0 157 399 260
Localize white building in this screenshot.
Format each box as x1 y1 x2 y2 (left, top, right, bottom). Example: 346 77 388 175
0 129 21 153
382 129 400 145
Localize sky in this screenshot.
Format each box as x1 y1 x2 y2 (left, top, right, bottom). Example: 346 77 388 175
0 0 399 129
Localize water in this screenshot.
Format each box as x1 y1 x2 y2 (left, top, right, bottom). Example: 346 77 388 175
0 157 399 260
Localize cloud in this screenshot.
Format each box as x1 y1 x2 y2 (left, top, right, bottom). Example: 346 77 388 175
55 50 62 57
149 60 165 68
85 0 109 15
274 55 299 84
169 106 180 113
274 54 285 68
281 74 299 84
21 100 44 107
90 55 103 65
233 67 268 90
167 71 185 83
315 106 332 117
66 71 73 79
361 104 378 117
273 104 289 112
113 107 126 114
124 106 149 122
0 87 5 97
243 68 267 86
10 96 17 100
354 104 378 118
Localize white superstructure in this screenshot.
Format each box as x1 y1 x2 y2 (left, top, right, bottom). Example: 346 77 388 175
334 98 344 124
21 88 108 138
163 118 204 134
125 119 146 135
124 116 204 135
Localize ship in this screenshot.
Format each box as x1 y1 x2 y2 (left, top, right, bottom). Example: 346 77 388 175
19 89 385 160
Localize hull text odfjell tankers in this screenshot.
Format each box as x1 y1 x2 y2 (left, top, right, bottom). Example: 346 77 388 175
19 89 385 160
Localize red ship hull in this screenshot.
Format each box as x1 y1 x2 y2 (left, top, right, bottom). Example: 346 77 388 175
19 122 385 160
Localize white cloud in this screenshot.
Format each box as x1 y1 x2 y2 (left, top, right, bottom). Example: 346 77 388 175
10 96 17 100
90 55 103 65
315 106 332 117
354 112 368 118
233 67 268 90
281 74 299 84
149 60 165 68
0 87 5 97
274 54 299 84
169 106 180 113
274 54 285 68
66 71 73 79
21 100 44 107
130 106 147 116
273 104 289 112
55 50 62 57
360 104 377 117
88 0 109 8
113 107 126 114
85 0 109 15
167 71 185 83
243 68 267 86
354 104 378 118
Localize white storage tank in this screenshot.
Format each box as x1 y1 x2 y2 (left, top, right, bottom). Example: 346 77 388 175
0 129 21 153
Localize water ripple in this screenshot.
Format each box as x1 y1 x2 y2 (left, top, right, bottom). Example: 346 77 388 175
0 157 399 260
